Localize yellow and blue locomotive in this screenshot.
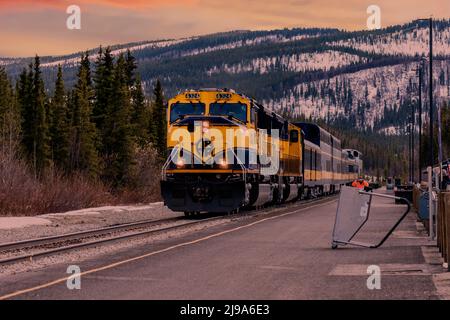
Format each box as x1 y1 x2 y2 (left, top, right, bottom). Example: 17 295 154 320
161 89 361 215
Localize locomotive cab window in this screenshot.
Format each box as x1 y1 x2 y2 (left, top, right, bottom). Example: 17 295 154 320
290 130 299 143
209 102 247 123
170 102 205 123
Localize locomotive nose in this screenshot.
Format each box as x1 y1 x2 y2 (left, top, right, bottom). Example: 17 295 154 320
192 185 211 200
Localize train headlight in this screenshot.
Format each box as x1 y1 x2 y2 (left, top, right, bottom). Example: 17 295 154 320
202 121 210 134
218 158 228 169
176 159 185 168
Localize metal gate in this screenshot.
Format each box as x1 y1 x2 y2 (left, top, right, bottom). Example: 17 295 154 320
331 186 411 249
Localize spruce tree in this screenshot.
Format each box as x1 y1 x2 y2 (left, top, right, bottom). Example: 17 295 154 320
80 52 92 87
103 53 134 186
0 66 19 153
50 65 70 169
93 46 114 144
131 74 150 147
18 65 34 159
32 56 50 175
151 80 166 156
70 58 100 177
125 49 137 87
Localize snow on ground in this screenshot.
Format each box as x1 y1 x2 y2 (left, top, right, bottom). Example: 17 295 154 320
207 50 365 75
264 60 450 130
0 59 17 66
0 217 51 230
182 33 319 57
330 27 450 57
43 203 164 217
378 126 401 135
40 39 189 68
0 202 180 243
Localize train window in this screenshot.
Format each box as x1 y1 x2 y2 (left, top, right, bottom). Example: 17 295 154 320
326 160 331 172
317 153 322 170
304 148 311 170
290 130 299 143
209 102 247 123
314 150 317 170
170 103 205 123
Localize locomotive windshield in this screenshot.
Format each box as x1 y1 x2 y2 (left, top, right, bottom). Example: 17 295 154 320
209 102 247 122
170 102 205 123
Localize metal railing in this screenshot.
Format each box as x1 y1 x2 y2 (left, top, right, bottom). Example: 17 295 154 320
161 146 179 181
413 167 450 271
437 191 450 270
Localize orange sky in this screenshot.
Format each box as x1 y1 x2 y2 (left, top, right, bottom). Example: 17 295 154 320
0 0 449 57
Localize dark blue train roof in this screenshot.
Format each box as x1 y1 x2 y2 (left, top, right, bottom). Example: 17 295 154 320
294 123 321 146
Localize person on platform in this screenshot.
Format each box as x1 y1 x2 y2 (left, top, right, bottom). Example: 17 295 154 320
352 176 369 190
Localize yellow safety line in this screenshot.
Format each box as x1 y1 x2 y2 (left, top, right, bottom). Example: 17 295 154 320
0 200 336 300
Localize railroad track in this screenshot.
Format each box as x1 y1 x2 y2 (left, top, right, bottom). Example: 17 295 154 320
0 196 338 266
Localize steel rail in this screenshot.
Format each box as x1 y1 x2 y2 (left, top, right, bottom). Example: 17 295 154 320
0 216 185 253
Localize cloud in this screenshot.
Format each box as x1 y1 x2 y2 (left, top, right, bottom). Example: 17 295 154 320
1 0 449 56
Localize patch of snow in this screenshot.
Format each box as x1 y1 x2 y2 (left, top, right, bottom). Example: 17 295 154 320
264 60 450 131
330 27 450 57
41 39 190 68
0 217 52 230
207 51 364 75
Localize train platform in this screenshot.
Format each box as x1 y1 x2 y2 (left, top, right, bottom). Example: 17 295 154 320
0 191 449 299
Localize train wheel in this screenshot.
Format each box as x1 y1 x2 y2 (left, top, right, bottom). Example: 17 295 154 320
246 182 259 208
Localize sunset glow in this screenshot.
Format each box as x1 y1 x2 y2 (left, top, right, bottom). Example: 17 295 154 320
0 0 449 56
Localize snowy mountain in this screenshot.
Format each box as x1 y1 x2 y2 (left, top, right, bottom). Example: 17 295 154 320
2 20 450 134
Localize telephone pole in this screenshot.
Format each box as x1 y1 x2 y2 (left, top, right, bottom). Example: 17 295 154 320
429 18 434 168
418 63 423 181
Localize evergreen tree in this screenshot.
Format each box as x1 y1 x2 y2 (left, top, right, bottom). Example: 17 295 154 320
31 56 50 174
0 66 19 153
93 46 114 143
49 65 70 169
125 49 137 87
17 65 34 159
131 74 150 147
151 80 166 156
70 58 100 177
80 52 92 87
102 53 135 186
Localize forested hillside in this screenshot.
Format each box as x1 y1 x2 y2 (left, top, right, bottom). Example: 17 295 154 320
2 19 450 181
0 50 166 215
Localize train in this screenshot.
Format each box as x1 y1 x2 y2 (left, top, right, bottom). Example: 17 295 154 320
161 88 363 215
